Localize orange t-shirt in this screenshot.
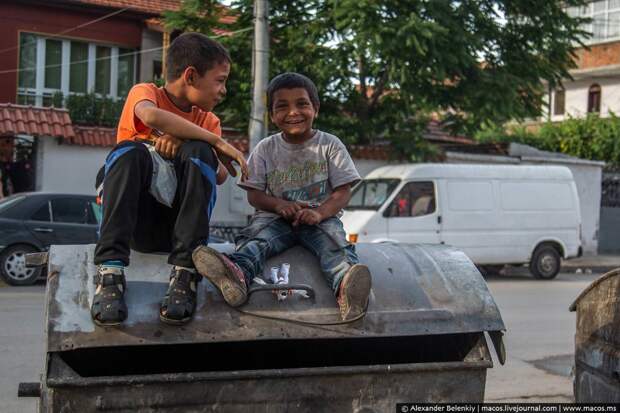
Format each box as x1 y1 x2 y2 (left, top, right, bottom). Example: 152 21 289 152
116 83 222 143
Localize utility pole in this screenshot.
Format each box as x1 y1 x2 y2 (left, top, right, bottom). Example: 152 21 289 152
248 0 269 150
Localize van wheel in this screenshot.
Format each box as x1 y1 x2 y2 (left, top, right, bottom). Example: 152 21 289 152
530 245 561 280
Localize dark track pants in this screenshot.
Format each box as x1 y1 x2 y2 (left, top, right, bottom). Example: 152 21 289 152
94 140 218 268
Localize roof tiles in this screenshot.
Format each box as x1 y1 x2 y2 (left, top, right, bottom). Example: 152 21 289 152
71 126 117 147
0 104 74 139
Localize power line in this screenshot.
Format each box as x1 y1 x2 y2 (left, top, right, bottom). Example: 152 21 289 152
0 27 252 76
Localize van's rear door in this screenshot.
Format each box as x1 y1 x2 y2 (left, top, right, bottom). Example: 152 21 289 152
385 180 441 243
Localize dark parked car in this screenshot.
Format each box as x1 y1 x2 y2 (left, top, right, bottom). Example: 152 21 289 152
0 192 100 285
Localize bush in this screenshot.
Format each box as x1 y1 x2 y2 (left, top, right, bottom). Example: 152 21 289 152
475 114 620 168
51 92 124 128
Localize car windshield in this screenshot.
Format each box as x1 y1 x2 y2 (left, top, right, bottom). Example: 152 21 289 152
0 194 26 215
346 179 400 210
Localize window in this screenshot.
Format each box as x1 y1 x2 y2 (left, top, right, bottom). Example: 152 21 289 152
18 34 36 91
347 179 400 210
17 32 136 107
95 46 111 95
44 39 62 90
117 48 135 96
88 201 102 225
553 88 565 116
70 42 88 94
0 195 26 215
588 84 601 113
31 202 51 222
51 198 89 224
386 181 436 218
568 1 620 42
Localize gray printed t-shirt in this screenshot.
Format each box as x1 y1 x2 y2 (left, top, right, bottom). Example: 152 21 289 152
238 130 361 218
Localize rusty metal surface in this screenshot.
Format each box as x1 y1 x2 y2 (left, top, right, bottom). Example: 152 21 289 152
570 268 620 402
45 242 505 352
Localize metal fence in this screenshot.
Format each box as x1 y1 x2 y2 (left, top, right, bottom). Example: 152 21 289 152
602 173 620 207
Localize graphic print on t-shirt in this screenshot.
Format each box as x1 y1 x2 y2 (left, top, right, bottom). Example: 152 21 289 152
282 180 328 201
266 160 329 202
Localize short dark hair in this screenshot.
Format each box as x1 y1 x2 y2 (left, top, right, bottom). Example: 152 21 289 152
166 32 231 81
267 72 320 112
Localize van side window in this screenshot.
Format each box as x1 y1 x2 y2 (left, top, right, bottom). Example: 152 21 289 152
386 181 436 218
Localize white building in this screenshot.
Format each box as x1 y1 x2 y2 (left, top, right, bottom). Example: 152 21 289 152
547 0 620 120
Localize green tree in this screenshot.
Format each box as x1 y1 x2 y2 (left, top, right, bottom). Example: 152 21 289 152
164 0 589 159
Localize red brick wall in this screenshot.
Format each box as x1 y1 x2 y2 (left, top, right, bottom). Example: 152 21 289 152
575 41 620 70
0 1 143 103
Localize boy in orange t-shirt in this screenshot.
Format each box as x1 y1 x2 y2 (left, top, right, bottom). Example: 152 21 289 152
91 33 248 327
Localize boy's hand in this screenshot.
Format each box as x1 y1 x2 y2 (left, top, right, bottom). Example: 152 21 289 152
275 200 305 220
155 134 182 159
292 209 323 227
214 139 249 181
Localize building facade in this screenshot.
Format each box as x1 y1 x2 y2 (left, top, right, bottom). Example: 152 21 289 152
547 1 620 121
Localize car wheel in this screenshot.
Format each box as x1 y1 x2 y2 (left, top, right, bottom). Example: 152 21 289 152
0 245 42 286
529 245 561 280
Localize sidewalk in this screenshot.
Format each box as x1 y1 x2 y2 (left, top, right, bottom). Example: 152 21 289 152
562 254 620 274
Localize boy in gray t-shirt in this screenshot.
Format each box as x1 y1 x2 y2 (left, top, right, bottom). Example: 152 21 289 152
193 72 371 321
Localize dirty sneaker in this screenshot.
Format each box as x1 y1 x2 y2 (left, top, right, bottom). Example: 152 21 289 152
192 246 248 307
337 264 372 321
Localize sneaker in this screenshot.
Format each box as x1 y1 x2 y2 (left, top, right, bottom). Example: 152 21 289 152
90 266 128 326
192 246 248 307
337 264 372 321
159 268 201 326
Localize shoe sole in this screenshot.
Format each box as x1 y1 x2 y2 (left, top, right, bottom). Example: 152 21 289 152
159 313 191 326
341 264 372 321
192 246 247 307
93 319 123 327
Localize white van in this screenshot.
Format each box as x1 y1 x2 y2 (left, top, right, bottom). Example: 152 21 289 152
342 163 582 279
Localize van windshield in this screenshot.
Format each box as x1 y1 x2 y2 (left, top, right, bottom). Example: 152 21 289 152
346 179 400 210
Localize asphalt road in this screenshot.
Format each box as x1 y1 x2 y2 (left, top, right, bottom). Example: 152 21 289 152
0 269 601 411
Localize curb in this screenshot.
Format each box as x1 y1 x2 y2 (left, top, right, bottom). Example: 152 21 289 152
560 265 619 274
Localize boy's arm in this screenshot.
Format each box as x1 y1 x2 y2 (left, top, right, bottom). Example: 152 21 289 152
247 189 306 221
134 100 248 179
293 184 352 226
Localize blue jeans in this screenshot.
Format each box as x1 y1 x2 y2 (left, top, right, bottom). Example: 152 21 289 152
228 216 359 294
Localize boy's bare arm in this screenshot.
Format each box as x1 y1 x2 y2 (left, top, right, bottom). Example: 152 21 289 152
134 100 248 179
293 184 352 226
136 101 220 144
247 189 305 221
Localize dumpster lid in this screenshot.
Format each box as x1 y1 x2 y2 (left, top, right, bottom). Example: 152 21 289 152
45 243 505 352
569 268 620 311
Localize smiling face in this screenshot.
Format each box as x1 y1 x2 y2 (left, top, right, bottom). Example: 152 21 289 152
185 61 230 112
270 87 319 142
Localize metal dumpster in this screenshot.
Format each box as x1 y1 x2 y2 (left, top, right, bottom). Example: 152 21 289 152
569 268 620 402
36 242 505 412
